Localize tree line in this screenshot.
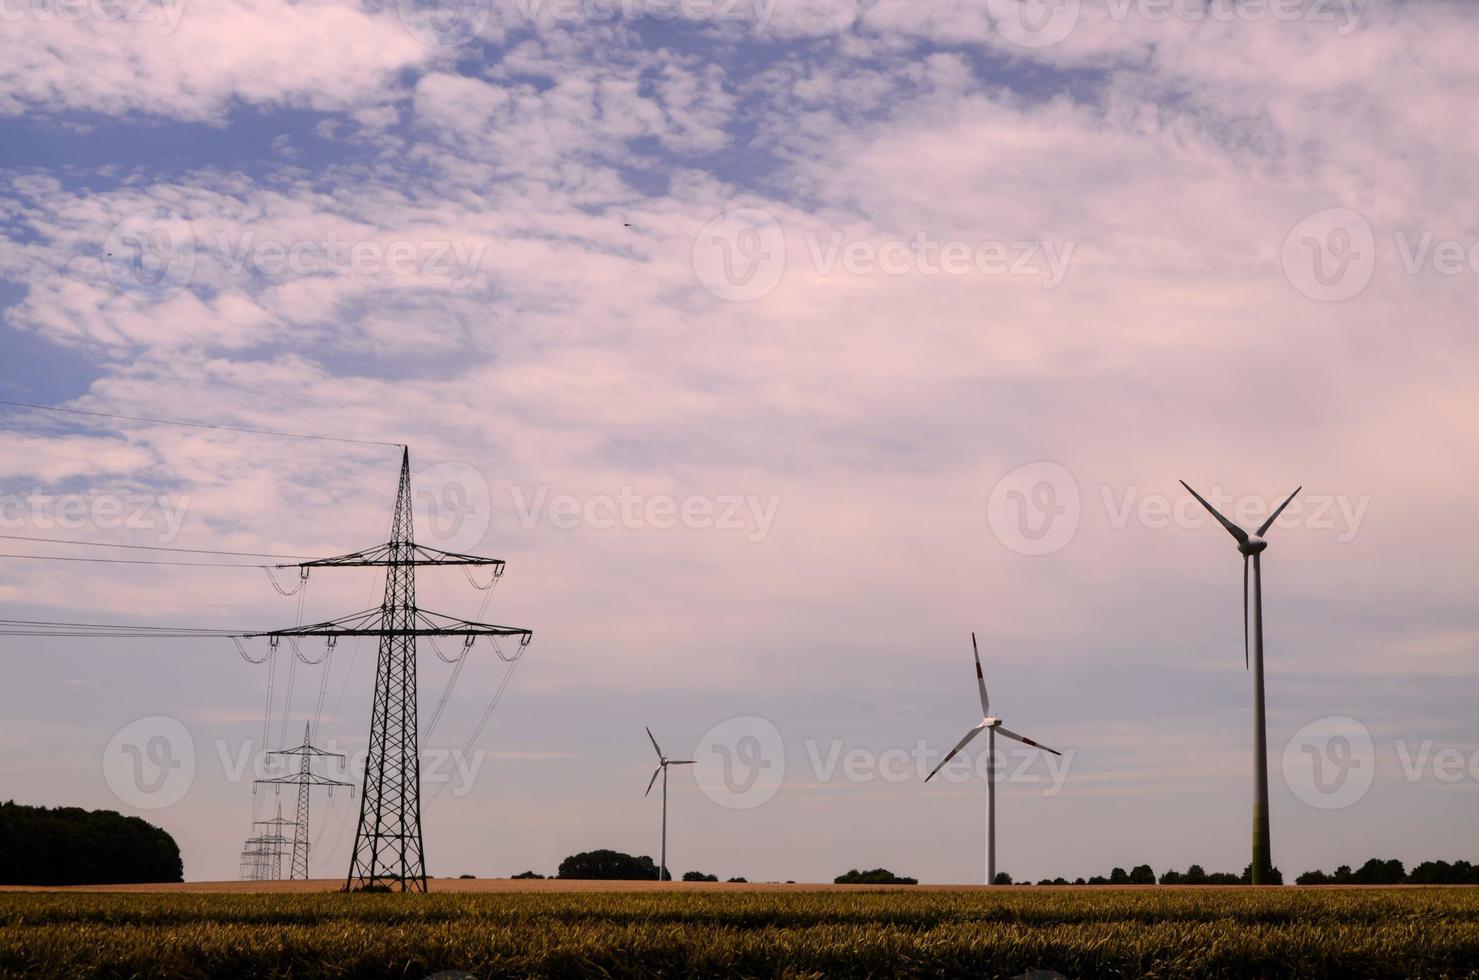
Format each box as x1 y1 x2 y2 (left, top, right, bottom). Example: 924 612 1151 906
0 801 183 885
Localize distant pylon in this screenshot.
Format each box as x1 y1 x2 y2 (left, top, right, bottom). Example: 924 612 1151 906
241 803 296 880
256 722 351 879
243 448 533 892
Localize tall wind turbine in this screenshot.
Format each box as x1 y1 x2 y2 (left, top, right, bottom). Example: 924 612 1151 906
1180 481 1300 886
924 634 1060 885
644 727 695 883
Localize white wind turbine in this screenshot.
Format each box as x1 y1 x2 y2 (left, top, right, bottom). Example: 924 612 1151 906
645 727 695 883
925 633 1060 885
1180 481 1300 885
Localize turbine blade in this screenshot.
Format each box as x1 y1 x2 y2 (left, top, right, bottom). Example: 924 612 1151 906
994 725 1061 756
646 726 663 760
1257 486 1302 537
670 760 697 765
1180 481 1248 544
973 632 990 717
645 765 662 797
1243 554 1250 671
924 724 986 782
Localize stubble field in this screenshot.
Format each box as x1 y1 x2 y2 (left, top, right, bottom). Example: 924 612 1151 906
1 883 1477 978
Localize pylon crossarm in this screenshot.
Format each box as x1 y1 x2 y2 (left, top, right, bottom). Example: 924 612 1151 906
270 743 347 760
256 772 352 787
285 543 507 569
241 606 531 640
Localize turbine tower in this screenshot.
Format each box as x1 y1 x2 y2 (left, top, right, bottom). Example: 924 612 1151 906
1180 481 1300 886
924 633 1060 885
644 727 695 882
255 723 352 879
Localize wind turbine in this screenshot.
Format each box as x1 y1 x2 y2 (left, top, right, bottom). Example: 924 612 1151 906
1180 481 1300 886
924 633 1060 885
644 727 695 883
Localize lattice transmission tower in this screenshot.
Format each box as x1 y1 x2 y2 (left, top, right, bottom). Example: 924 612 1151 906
246 448 532 892
239 803 295 880
255 722 352 880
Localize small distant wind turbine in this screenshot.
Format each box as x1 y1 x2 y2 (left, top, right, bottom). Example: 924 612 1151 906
924 633 1060 885
645 727 695 883
1180 481 1300 886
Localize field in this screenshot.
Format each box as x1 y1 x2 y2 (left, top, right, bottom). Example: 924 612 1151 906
2 883 1478 978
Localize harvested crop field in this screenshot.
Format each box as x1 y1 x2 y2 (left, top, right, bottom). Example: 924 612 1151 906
2 886 1478 978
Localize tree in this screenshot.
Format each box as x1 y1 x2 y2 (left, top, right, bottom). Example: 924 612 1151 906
727 877 748 883
0 801 182 885
1129 865 1156 885
992 872 1013 885
1109 867 1131 885
511 871 545 879
557 850 659 880
682 871 718 882
835 868 918 885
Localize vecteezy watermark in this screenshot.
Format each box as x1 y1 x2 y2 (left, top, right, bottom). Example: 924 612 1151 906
691 716 1075 811
693 716 785 810
103 212 488 299
692 209 1075 302
413 460 494 554
213 231 486 287
516 0 778 32
983 0 1365 49
0 0 187 33
1282 716 1375 810
806 739 1075 793
986 463 1370 556
1283 716 1479 810
0 492 191 542
394 0 491 47
103 207 196 300
986 462 1082 557
1282 207 1479 302
508 487 782 543
103 716 196 810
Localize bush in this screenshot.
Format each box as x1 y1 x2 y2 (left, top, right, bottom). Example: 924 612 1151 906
0 801 182 885
727 877 748 883
835 868 918 885
557 850 659 881
992 873 1013 885
682 871 718 882
511 871 545 880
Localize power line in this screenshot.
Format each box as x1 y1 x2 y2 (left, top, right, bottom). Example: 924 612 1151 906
0 533 316 560
0 553 271 568
0 398 404 449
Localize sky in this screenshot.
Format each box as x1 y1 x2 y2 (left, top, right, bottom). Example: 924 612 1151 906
2 0 1478 886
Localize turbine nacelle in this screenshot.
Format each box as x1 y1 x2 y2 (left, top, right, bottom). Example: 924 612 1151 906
1238 536 1268 557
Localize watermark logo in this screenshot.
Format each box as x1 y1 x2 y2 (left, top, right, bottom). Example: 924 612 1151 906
507 487 781 543
693 716 784 810
0 0 188 34
987 462 1081 557
693 209 787 302
103 715 196 810
989 0 1081 48
987 470 1370 556
213 231 486 287
414 461 493 554
516 0 778 31
103 207 196 300
1282 208 1377 302
396 0 490 46
1282 715 1375 810
0 491 191 543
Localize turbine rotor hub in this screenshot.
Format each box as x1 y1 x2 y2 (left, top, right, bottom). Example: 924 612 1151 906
1239 536 1268 556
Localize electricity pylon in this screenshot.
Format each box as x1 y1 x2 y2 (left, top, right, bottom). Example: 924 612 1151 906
245 448 532 892
255 723 351 879
241 803 295 880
